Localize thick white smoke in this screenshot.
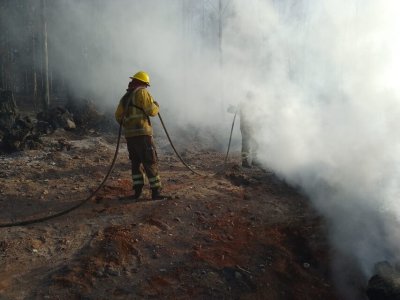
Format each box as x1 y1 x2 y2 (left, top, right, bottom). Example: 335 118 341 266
225 0 400 296
49 0 224 126
205 0 400 296
47 0 400 297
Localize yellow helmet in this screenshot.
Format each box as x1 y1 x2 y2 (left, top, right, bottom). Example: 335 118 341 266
130 71 150 85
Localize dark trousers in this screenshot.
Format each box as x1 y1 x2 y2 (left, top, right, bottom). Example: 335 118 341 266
126 135 161 190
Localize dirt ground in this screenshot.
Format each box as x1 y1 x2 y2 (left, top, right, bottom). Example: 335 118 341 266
0 129 340 299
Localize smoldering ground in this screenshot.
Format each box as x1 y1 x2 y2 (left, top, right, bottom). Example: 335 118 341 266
6 0 400 298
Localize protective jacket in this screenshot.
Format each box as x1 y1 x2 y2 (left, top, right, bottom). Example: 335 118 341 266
115 87 159 137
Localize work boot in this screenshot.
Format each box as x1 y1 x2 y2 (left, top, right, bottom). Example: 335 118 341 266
132 185 143 199
151 188 171 200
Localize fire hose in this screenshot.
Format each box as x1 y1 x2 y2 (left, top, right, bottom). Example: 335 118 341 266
158 111 237 176
158 113 205 176
0 111 236 228
0 117 124 228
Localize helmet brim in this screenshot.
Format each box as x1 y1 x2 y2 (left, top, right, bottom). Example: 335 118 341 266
129 77 150 86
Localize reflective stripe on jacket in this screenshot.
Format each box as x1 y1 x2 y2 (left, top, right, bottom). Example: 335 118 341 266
115 87 159 137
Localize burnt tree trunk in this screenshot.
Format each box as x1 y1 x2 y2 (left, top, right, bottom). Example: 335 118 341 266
2 2 11 91
0 90 18 133
31 4 39 111
41 0 50 111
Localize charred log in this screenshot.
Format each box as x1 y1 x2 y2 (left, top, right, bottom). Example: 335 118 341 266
0 90 42 151
1 103 76 152
66 98 99 128
36 106 76 132
66 97 117 132
1 116 42 151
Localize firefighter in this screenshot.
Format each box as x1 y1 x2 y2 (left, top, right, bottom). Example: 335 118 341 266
228 91 260 168
239 92 260 168
115 71 170 200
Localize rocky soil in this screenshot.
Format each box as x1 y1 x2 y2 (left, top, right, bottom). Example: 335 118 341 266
0 129 340 299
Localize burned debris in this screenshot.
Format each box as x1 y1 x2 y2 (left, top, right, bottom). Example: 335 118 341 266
37 106 76 133
66 97 118 133
0 91 73 152
2 115 41 152
0 91 116 153
367 261 400 300
0 90 41 151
